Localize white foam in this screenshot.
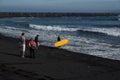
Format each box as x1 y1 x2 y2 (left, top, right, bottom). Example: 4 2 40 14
62 41 120 60
29 24 120 37
81 27 120 37
0 25 60 41
4 26 17 30
0 26 19 36
29 24 78 31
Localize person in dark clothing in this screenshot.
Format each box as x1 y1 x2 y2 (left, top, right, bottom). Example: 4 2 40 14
34 35 39 48
29 38 37 58
57 35 61 41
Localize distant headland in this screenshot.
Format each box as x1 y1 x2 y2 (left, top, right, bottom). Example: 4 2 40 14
0 12 119 18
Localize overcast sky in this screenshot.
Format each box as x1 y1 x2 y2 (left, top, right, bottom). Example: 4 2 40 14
0 0 120 13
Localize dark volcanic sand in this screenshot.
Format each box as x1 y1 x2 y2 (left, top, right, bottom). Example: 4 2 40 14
0 34 120 80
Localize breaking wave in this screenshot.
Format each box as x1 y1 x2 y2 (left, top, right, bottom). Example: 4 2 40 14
78 27 120 37
29 24 120 37
29 24 78 31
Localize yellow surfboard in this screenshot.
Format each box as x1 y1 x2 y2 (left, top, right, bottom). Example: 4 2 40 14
54 39 69 47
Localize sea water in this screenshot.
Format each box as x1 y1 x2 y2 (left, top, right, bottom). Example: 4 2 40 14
0 15 120 60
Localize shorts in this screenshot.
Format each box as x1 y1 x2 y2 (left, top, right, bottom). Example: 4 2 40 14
37 42 40 46
20 44 26 52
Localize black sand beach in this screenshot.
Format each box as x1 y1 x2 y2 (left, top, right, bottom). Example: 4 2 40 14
0 33 120 80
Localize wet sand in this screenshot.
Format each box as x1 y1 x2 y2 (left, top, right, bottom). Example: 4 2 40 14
0 33 120 80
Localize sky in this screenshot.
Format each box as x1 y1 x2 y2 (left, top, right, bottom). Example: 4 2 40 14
0 0 120 13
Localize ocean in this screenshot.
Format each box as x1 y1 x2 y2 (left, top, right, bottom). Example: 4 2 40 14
0 15 120 60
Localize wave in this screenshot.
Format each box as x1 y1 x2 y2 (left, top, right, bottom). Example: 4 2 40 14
29 24 120 37
4 26 17 30
118 15 120 17
79 27 120 37
0 26 31 38
118 18 120 21
29 24 78 31
1 24 120 38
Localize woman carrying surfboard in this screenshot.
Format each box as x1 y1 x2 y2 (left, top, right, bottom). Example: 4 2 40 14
57 35 61 41
55 36 69 47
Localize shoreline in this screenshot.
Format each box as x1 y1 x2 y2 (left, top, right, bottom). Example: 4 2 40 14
1 33 120 80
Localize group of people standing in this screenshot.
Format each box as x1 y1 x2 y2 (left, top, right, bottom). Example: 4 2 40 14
19 33 39 58
19 33 61 59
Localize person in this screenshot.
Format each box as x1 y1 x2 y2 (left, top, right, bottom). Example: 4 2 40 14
19 33 26 58
34 34 40 48
57 35 61 41
28 38 37 58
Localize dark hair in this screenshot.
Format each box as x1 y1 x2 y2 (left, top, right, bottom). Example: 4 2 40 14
21 33 25 36
30 38 33 40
